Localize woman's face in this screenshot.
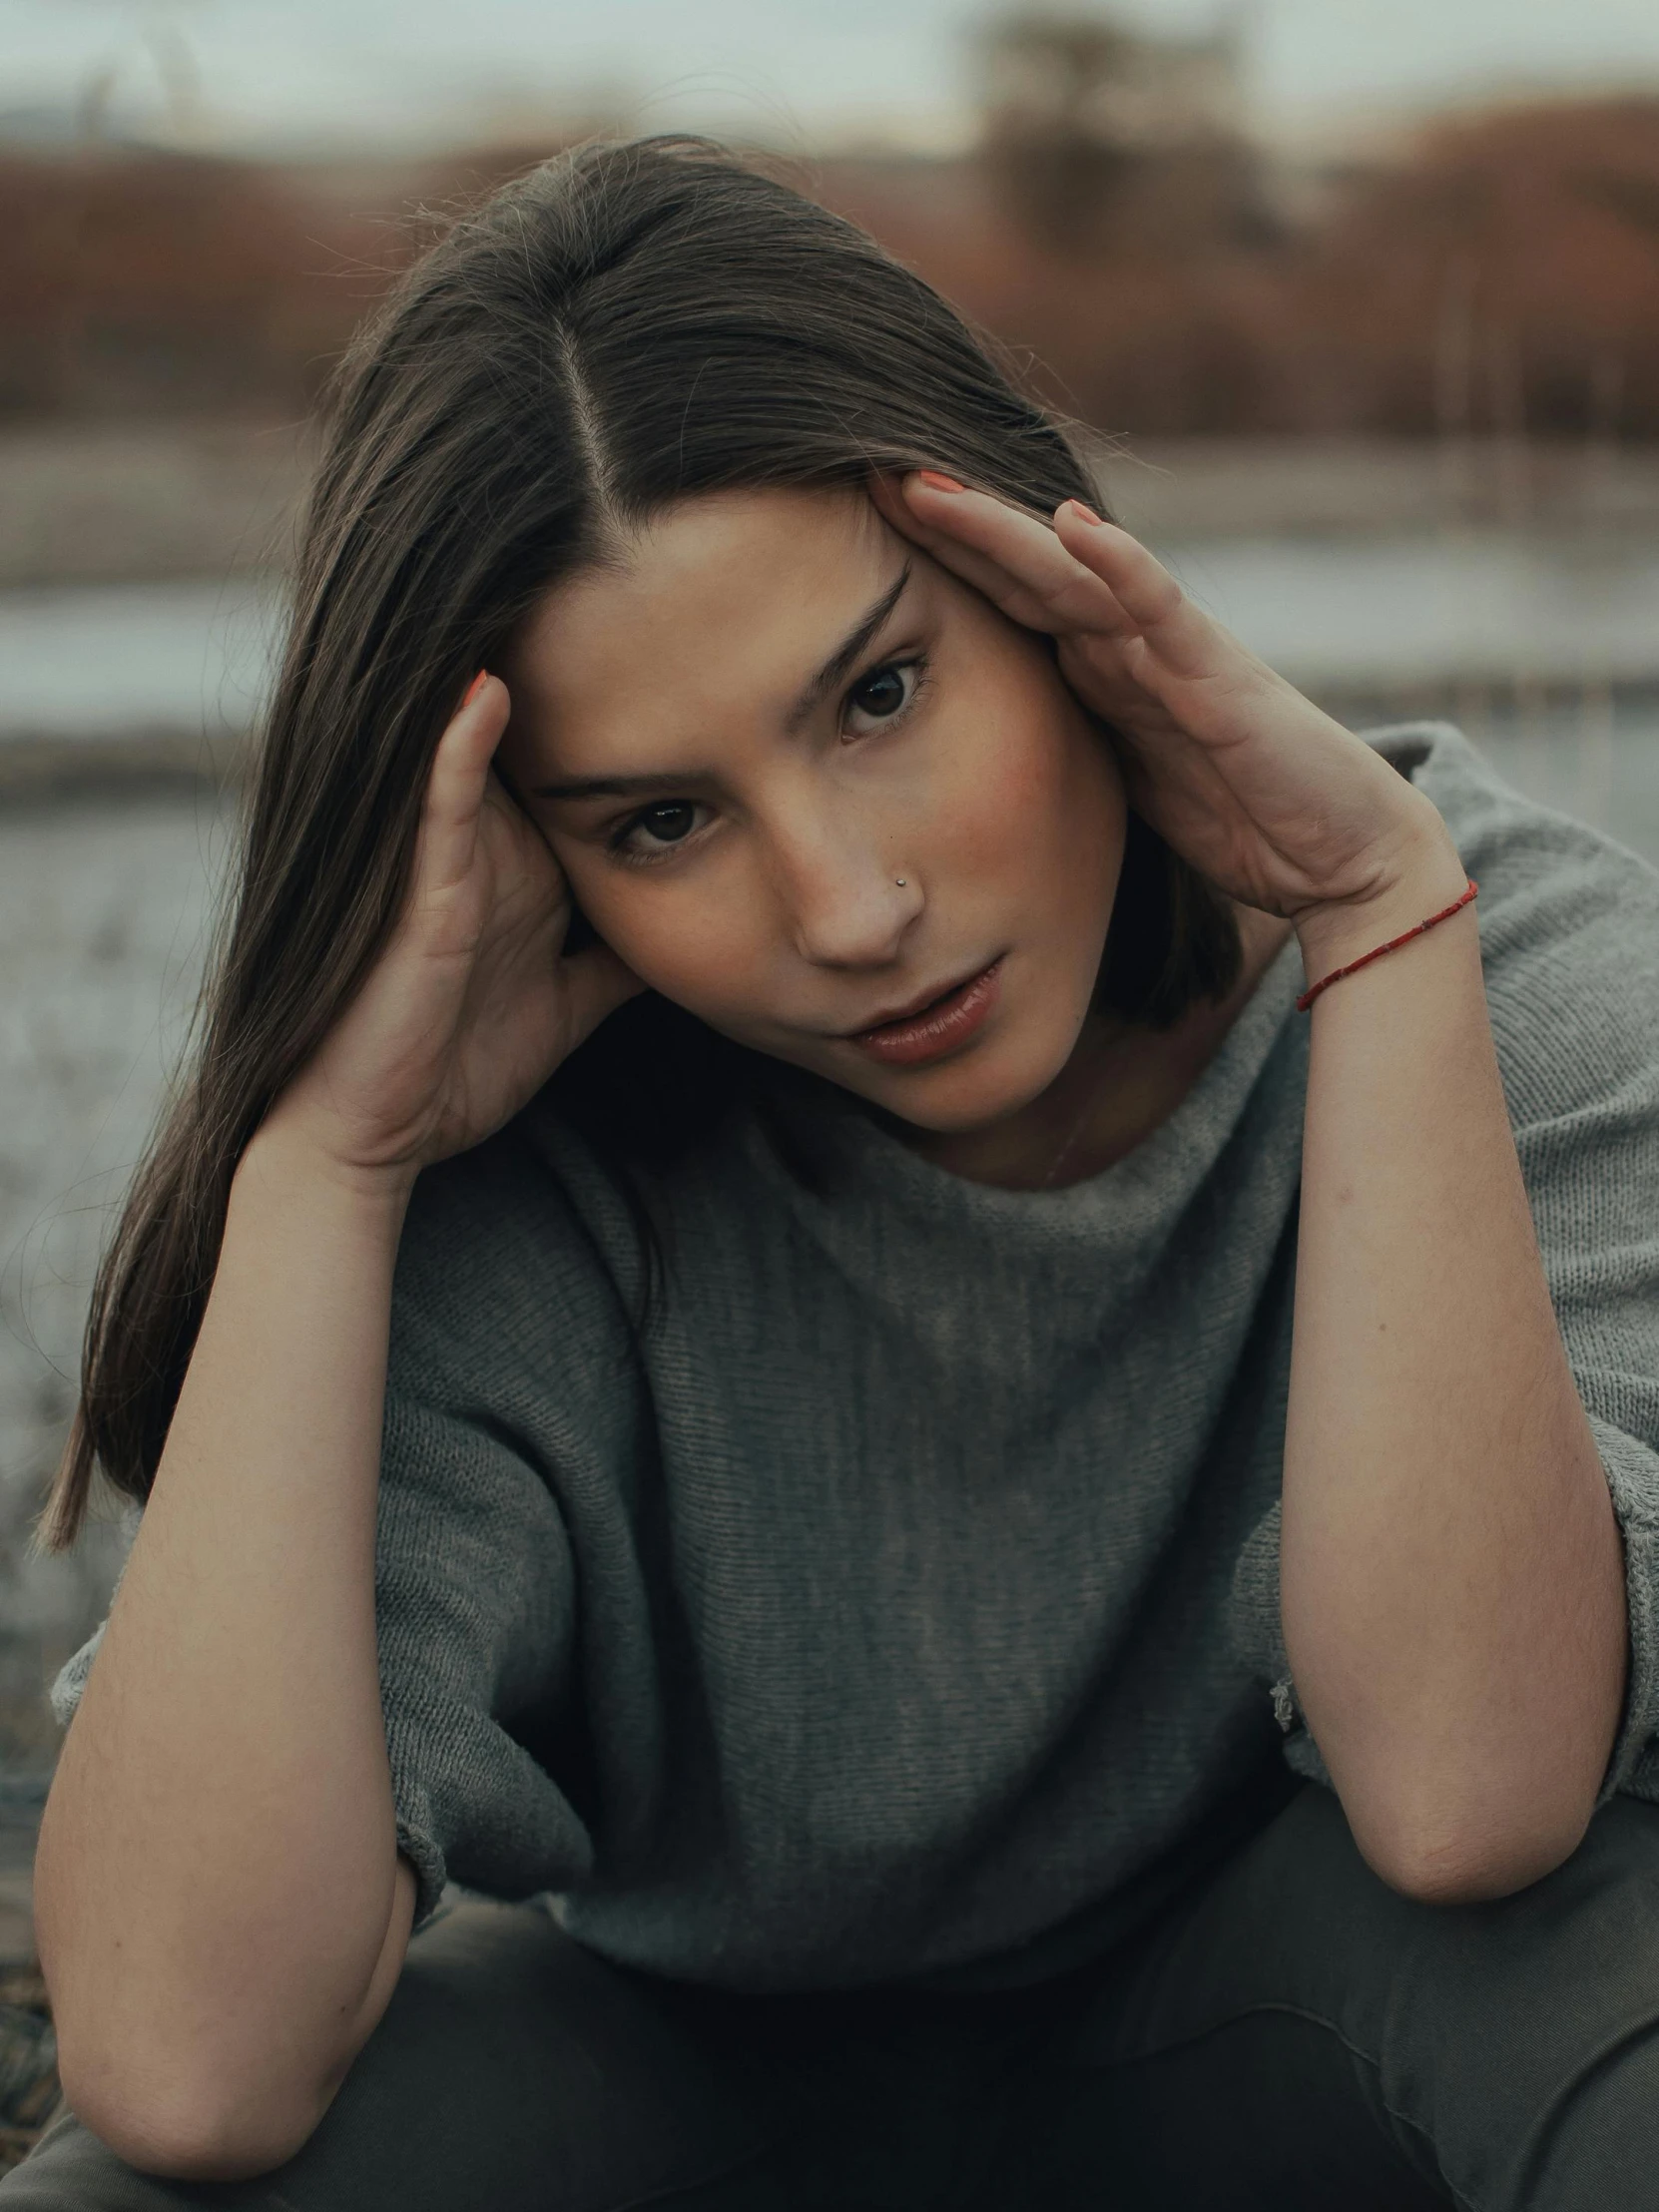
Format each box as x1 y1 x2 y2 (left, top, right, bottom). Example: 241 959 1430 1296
498 484 1127 1137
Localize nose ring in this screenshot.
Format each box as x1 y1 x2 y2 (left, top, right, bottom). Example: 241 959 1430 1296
895 876 908 886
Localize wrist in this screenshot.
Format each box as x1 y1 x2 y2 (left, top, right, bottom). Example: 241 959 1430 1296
237 1117 419 1227
1292 823 1472 984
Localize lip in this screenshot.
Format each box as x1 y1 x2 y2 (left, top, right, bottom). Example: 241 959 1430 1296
845 958 1004 1067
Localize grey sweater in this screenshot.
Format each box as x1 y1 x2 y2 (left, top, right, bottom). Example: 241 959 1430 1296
53 726 1659 1993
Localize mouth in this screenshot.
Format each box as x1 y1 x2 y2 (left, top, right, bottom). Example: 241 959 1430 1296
844 958 1004 1067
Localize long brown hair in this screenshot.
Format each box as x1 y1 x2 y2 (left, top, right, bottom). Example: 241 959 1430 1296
42 135 1240 1552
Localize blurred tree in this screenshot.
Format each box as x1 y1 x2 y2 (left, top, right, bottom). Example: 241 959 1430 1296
0 148 393 419
1280 99 1659 437
978 6 1273 256
4 94 1659 438
52 0 215 147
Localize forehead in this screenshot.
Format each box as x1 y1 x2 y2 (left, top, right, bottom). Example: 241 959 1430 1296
506 486 900 766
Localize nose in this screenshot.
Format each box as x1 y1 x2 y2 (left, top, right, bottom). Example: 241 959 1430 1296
768 811 923 969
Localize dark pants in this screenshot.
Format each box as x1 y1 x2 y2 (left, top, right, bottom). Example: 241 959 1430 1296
10 1784 1659 2210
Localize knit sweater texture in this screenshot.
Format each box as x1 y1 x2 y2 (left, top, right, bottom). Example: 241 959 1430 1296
52 725 1659 1992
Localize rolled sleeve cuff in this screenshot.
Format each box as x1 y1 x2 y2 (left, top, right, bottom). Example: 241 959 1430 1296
1241 1412 1659 1807
49 1620 107 1729
394 1813 453 1934
1591 1414 1659 1806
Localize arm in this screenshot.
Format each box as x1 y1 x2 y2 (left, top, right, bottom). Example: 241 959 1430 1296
35 674 639 2182
1281 844 1626 1899
36 1141 422 2181
877 471 1629 1900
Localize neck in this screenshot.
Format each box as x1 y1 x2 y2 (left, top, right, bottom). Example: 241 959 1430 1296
901 906 1294 1192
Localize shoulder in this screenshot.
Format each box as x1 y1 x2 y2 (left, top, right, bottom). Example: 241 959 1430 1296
1367 721 1659 1127
388 1106 640 1410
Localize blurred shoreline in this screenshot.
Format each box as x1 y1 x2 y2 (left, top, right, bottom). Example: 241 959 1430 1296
5 421 1659 800
0 418 310 590
10 420 1659 590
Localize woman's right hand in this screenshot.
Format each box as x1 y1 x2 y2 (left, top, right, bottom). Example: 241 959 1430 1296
261 673 643 1187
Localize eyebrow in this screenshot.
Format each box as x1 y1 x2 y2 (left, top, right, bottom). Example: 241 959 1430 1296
531 564 912 803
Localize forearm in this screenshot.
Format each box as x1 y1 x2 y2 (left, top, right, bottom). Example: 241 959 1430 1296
35 1125 417 2171
1281 834 1627 1899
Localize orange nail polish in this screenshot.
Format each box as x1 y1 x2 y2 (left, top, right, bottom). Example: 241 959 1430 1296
1068 499 1105 526
914 470 965 494
463 669 490 707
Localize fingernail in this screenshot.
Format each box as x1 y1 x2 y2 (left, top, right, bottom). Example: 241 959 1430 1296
463 669 490 707
1067 499 1105 526
913 470 965 494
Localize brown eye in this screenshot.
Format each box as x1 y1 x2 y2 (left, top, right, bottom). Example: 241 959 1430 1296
610 799 708 862
848 666 907 720
638 802 696 844
843 659 925 737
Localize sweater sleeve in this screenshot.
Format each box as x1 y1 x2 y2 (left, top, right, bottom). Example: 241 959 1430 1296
1230 725 1659 1803
372 1379 593 1932
355 1123 642 1933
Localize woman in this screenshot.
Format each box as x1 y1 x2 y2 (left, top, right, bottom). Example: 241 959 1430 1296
7 136 1659 2209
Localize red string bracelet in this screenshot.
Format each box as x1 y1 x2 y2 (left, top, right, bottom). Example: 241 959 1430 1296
1295 880 1478 1013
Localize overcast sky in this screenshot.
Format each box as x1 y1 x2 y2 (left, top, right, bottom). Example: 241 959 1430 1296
5 0 1659 152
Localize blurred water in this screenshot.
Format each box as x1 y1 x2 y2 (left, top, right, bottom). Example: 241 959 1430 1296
0 577 276 742
3 533 1659 737
1172 536 1659 692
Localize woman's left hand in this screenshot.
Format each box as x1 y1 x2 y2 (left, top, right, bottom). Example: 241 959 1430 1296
872 473 1466 951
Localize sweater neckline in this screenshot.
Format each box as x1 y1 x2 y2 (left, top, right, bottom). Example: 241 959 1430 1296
757 931 1308 1235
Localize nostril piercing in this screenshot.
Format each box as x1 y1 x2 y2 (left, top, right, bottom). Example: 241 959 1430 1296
895 877 907 886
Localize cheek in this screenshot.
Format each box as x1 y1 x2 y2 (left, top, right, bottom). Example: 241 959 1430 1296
928 682 1122 904
566 863 765 1018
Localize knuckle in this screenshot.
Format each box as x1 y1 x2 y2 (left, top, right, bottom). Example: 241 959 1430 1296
1141 570 1186 621
1052 583 1101 626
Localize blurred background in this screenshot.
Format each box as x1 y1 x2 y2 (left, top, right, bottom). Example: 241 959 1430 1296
4 0 1659 2025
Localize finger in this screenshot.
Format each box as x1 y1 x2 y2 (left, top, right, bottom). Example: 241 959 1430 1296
869 484 1025 610
869 475 1060 629
897 475 1140 641
415 672 510 894
1052 507 1266 685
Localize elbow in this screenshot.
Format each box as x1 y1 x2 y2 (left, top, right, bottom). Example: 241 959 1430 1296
1306 1692 1610 1909
56 2047 329 2184
1349 1798 1593 1908
40 1860 411 2183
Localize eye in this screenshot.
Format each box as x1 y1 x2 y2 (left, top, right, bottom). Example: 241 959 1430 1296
843 658 925 737
611 799 706 860
636 802 697 844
